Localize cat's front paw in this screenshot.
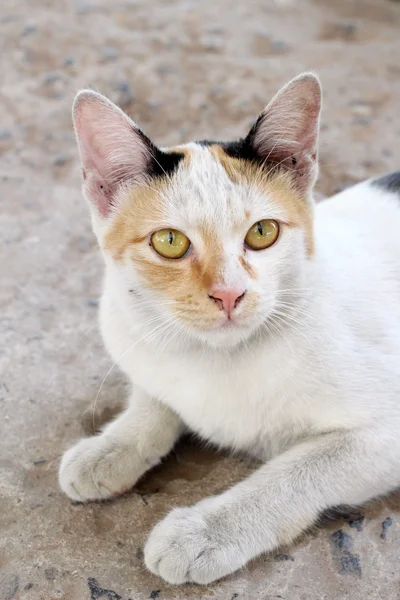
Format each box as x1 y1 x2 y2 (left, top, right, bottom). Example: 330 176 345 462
144 503 246 584
59 436 147 502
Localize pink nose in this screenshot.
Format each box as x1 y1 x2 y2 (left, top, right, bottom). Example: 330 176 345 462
209 288 246 317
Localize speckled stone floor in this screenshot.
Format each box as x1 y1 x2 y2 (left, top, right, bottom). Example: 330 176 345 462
1 0 400 598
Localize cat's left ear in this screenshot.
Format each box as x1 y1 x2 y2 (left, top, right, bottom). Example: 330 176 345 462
246 73 322 193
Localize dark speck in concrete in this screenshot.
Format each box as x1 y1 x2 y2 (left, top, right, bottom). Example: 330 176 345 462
330 530 361 576
44 567 58 580
114 80 134 108
21 22 37 36
149 591 161 599
0 128 12 141
53 153 68 167
101 46 119 61
43 72 63 85
136 547 144 560
24 583 34 590
271 39 290 54
33 457 47 465
352 116 372 126
381 517 393 540
88 299 99 307
231 595 239 600
349 516 365 532
87 577 122 600
63 55 75 66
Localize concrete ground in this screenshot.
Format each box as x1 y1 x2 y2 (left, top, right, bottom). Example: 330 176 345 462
1 0 400 598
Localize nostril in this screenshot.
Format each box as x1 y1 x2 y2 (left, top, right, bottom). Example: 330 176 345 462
234 291 246 308
208 288 247 315
208 294 224 310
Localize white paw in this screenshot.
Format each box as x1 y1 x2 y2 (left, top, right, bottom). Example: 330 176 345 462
59 436 149 502
144 504 246 584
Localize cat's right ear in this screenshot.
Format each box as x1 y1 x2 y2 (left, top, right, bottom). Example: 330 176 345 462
73 90 154 217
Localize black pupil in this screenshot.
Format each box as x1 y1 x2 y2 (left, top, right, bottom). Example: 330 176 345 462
168 231 174 245
257 222 263 236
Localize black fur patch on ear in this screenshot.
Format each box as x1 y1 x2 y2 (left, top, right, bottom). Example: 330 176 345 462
222 138 261 162
195 139 222 146
149 148 184 178
134 128 184 178
373 172 400 195
195 137 277 168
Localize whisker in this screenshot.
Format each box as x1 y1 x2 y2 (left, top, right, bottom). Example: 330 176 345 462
91 312 183 432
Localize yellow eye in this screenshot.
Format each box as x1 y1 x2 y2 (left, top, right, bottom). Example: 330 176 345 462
245 219 279 250
151 229 191 259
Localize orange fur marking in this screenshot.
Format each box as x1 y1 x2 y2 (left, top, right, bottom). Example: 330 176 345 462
210 145 314 256
103 176 229 329
103 142 314 332
239 255 256 279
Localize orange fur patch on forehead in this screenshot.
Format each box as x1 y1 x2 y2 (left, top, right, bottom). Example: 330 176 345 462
260 173 314 256
209 144 314 256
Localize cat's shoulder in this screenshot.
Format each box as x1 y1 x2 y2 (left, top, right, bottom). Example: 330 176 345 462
371 171 400 196
320 172 400 211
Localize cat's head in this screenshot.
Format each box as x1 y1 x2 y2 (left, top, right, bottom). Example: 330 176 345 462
73 73 321 348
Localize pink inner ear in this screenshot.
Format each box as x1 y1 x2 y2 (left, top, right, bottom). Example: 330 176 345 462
251 74 321 177
73 91 151 217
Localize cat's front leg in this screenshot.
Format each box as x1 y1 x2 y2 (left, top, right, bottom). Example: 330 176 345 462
59 389 182 502
145 428 399 584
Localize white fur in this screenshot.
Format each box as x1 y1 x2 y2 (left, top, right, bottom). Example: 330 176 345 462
60 170 400 583
59 78 400 585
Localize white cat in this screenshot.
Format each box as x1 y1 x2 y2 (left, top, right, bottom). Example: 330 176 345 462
59 73 400 585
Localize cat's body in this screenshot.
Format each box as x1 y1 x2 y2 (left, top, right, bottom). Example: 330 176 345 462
59 74 400 585
102 178 400 459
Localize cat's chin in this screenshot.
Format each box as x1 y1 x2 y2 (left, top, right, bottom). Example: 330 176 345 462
190 318 262 349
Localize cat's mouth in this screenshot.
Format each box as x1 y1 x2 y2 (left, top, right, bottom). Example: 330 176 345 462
212 312 253 331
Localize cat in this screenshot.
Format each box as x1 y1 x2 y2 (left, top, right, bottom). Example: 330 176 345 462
59 72 400 585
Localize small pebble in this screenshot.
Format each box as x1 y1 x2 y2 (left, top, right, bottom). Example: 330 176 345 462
352 116 372 126
349 516 365 532
271 39 290 54
274 554 295 561
43 72 63 85
381 516 393 540
101 46 119 61
53 153 68 167
114 80 134 108
136 547 144 560
339 23 357 38
0 128 12 141
44 567 58 581
87 299 99 307
63 55 76 67
22 22 37 36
